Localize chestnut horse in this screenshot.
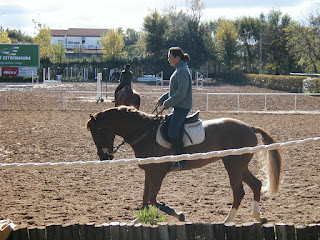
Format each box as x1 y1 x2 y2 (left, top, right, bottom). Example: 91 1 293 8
86 106 283 223
115 85 140 109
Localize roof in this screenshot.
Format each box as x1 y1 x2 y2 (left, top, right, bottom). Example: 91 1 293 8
51 28 109 37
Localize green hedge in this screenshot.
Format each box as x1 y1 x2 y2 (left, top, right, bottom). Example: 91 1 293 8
245 74 320 93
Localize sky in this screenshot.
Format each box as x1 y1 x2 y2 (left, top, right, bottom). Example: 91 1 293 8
0 0 319 37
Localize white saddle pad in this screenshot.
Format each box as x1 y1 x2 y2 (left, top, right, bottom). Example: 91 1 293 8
156 120 205 149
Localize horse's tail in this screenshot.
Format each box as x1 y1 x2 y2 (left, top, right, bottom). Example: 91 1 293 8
253 126 283 195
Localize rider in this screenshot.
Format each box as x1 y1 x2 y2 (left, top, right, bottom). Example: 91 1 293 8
157 47 193 155
114 64 133 101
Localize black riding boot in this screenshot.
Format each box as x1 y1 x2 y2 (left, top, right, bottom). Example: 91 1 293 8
169 137 185 155
169 137 187 171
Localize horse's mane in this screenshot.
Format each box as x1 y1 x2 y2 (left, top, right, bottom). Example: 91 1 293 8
108 106 154 120
87 106 160 131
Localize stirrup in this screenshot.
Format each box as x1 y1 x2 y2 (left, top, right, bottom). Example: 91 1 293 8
170 160 187 171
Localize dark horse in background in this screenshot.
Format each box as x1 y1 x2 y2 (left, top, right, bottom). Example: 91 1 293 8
115 85 141 109
86 106 283 223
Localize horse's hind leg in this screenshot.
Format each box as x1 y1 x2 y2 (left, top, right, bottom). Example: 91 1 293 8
222 155 250 223
242 168 262 222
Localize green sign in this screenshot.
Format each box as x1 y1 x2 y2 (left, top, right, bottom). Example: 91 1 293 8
0 44 40 67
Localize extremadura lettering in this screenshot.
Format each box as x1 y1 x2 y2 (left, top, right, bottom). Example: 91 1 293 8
1 56 31 60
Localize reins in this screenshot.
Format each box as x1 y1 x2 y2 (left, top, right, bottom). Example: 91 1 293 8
111 106 165 154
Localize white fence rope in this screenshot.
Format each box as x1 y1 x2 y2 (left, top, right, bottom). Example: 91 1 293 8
2 90 320 112
1 136 319 170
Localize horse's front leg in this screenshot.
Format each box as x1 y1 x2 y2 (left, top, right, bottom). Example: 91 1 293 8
141 163 185 221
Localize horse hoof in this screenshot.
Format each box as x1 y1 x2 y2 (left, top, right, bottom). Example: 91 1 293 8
177 212 185 222
260 218 268 224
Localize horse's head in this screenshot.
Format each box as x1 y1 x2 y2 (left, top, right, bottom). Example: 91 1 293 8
86 114 115 160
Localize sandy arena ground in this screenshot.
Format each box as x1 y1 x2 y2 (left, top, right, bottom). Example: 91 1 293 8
0 81 319 228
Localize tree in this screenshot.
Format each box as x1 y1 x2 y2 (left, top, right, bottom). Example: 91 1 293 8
286 22 320 73
186 0 204 23
33 26 54 60
0 27 11 43
100 29 125 60
215 19 239 72
235 16 261 73
165 0 210 69
6 29 32 43
185 0 208 69
143 10 168 56
263 10 293 74
124 32 147 59
124 28 139 46
53 42 66 64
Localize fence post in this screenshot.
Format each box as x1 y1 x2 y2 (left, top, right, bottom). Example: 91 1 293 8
62 91 67 111
308 224 319 240
102 223 111 240
150 225 159 240
4 91 7 110
126 222 134 240
141 224 151 240
254 222 263 240
275 223 287 240
94 224 105 240
225 222 236 240
79 224 86 240
242 222 255 240
214 223 225 240
86 223 95 239
236 224 243 240
263 223 275 240
110 222 120 240
185 222 195 240
194 223 205 239
296 225 310 240
168 223 176 240
119 222 128 240
158 222 169 240
202 223 214 240
265 95 267 111
46 224 55 240
61 224 72 240
175 222 186 240
134 223 142 240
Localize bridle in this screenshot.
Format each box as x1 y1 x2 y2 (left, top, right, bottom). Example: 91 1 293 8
112 105 165 151
92 106 165 158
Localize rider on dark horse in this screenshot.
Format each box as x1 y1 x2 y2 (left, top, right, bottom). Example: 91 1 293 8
157 47 193 157
114 64 133 101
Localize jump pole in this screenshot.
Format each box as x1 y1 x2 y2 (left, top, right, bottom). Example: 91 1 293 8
96 73 103 102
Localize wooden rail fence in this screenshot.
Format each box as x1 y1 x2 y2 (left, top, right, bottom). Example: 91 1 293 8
7 222 320 240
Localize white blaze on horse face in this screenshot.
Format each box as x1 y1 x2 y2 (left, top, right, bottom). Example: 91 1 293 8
224 207 237 223
252 200 261 221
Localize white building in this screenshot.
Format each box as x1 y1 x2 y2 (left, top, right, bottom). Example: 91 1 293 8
50 28 108 55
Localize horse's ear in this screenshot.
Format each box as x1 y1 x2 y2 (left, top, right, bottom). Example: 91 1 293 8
90 114 96 121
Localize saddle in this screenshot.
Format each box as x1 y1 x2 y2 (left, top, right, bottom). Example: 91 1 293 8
156 111 205 149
